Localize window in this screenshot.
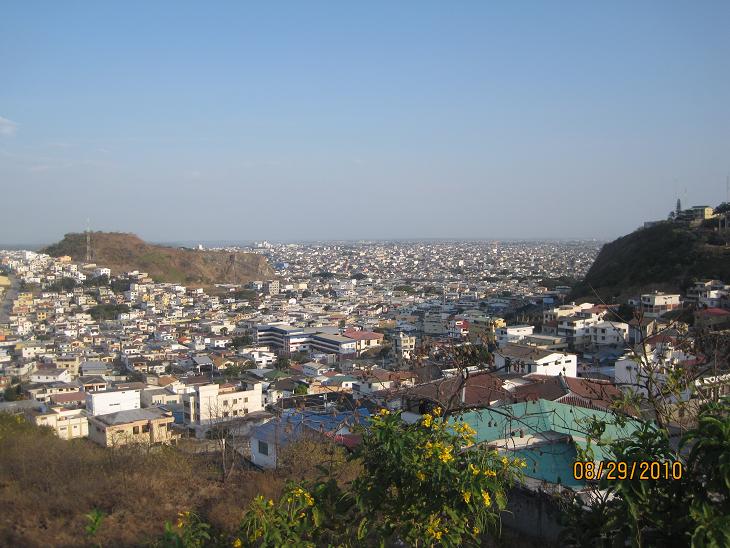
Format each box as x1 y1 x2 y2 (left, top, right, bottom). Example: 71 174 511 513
142 424 150 433
244 397 248 403
133 426 140 434
258 440 269 456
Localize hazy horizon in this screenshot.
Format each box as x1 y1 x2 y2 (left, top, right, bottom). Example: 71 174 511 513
2 2 729 243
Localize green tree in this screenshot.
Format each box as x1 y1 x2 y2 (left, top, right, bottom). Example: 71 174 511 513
560 399 730 547
239 408 523 546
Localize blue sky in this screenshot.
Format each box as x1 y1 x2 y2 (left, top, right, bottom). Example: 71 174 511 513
1 1 729 244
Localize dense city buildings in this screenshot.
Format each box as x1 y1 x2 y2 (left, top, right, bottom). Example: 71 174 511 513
1 230 729 542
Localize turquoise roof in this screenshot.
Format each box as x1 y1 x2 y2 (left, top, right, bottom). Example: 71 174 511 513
456 399 644 446
453 399 647 488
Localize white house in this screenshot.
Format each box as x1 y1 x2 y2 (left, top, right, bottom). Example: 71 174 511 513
496 325 534 347
241 350 278 369
494 344 577 377
302 361 334 377
30 368 72 384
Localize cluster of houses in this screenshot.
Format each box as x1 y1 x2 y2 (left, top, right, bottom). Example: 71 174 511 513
1 247 728 498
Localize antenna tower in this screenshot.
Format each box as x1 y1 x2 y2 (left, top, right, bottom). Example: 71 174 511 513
85 218 92 263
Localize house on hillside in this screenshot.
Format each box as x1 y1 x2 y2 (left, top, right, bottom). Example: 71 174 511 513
249 408 370 469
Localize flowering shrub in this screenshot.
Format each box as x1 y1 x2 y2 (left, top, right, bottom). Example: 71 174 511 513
238 407 523 546
352 407 523 546
156 511 212 548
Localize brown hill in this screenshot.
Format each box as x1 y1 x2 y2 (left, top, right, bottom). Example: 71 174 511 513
42 232 273 285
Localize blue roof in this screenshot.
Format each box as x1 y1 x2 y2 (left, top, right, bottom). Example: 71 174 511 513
252 408 370 445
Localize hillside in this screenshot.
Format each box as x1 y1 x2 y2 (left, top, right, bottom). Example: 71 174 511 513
42 232 273 285
571 221 730 301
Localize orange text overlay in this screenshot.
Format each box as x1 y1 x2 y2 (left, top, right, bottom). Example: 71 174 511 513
573 461 683 481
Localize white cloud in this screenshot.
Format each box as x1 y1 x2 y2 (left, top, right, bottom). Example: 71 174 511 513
0 116 18 136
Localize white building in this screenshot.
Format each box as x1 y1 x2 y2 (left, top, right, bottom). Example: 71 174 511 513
640 292 681 318
589 321 629 347
30 368 72 384
182 382 263 438
241 350 278 369
86 389 141 416
302 361 334 377
494 344 577 377
30 407 89 440
614 341 697 401
496 325 534 347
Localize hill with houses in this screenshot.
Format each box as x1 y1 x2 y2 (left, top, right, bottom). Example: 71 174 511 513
572 213 730 301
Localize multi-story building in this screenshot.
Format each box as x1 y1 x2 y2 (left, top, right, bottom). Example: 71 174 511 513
255 324 357 357
88 408 177 447
589 321 629 347
393 331 416 360
29 406 89 440
640 292 681 318
496 325 534 347
182 381 263 438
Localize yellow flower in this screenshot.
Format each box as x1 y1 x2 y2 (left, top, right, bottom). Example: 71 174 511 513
520 460 528 468
268 499 274 507
304 493 315 506
299 512 305 518
378 408 390 416
438 445 454 463
434 531 443 540
469 463 481 476
484 469 497 478
232 539 242 548
462 491 471 503
422 414 433 428
433 406 442 416
473 526 480 535
416 471 426 481
501 456 509 466
481 490 492 507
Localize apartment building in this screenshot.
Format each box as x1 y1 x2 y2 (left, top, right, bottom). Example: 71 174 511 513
589 321 629 347
640 292 681 318
182 381 263 438
393 331 416 360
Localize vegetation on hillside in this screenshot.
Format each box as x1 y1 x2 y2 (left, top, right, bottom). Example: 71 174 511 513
572 220 730 301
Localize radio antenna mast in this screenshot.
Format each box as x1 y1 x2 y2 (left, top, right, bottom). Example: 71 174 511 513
85 218 92 263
